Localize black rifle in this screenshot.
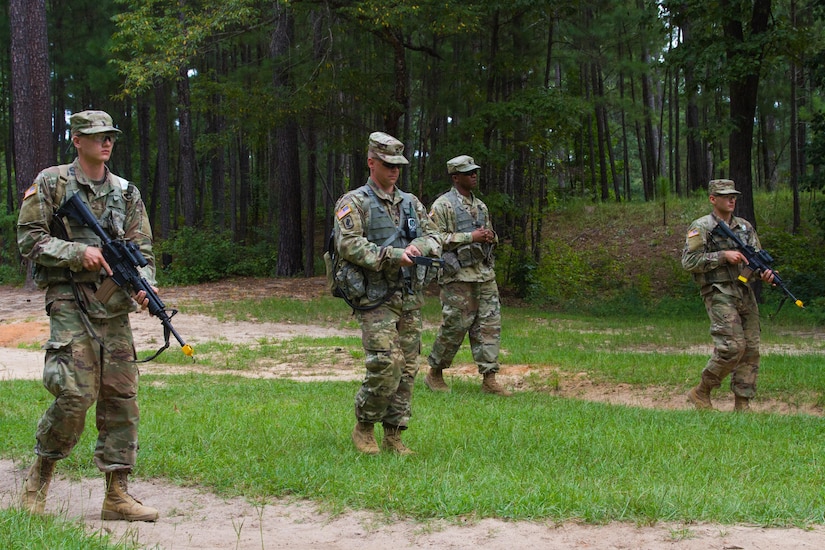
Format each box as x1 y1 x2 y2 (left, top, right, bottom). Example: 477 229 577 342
402 256 446 294
57 193 194 359
411 256 445 269
713 219 804 314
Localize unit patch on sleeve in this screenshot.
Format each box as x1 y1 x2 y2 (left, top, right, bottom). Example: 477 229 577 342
23 183 38 200
336 204 351 219
337 203 355 230
686 227 703 251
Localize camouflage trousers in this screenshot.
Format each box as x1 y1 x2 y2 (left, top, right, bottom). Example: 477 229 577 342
429 280 501 374
700 288 760 398
35 298 140 472
354 292 422 428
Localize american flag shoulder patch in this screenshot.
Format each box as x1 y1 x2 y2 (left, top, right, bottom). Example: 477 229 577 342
336 204 352 219
687 228 699 238
23 183 38 200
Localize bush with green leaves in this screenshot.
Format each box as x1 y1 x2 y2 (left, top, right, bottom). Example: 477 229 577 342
155 226 276 285
0 209 25 285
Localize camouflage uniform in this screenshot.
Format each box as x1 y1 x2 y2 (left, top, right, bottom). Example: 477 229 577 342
334 174 441 430
428 186 501 375
17 158 155 472
682 203 762 401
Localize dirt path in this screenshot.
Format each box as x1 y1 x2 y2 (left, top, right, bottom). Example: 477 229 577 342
2 278 824 549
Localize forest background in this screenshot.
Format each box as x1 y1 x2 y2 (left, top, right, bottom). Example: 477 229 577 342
2 0 825 318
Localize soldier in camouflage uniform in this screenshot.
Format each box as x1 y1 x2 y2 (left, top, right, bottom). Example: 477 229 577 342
424 155 510 396
17 110 159 521
682 179 775 412
332 132 442 455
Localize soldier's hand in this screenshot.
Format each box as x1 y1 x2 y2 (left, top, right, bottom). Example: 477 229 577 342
401 244 422 267
133 286 158 311
471 228 494 243
760 269 775 284
82 246 113 276
721 250 746 265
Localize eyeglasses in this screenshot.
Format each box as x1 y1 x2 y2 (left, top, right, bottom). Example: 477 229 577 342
380 160 402 170
89 133 118 144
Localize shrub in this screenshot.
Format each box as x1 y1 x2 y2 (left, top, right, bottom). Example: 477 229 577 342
0 209 25 285
155 227 275 285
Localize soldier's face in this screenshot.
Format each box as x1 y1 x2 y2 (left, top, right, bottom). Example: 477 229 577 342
73 133 114 163
710 194 737 217
453 171 478 195
368 157 401 190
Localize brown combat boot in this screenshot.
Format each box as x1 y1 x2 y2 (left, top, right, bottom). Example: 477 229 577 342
381 423 414 455
424 367 450 393
20 456 56 514
351 422 380 455
686 380 713 410
481 372 512 396
101 470 159 522
734 395 751 412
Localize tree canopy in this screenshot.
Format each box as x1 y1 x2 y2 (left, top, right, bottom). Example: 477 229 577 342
3 0 825 287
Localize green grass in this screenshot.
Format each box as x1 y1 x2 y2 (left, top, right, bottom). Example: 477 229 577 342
164 295 825 403
4 375 825 527
3 294 824 548
0 507 139 549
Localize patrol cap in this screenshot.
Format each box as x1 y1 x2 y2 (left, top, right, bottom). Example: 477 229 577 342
368 132 409 165
708 179 740 195
447 155 481 174
70 110 121 135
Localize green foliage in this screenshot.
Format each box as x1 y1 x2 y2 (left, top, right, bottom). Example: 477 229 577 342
758 223 825 322
534 237 595 306
0 209 24 285
155 226 276 285
111 0 262 96
0 507 136 549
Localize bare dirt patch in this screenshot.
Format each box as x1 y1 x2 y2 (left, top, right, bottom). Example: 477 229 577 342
2 278 824 549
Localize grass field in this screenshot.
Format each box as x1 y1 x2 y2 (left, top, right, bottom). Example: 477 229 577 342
2 293 824 548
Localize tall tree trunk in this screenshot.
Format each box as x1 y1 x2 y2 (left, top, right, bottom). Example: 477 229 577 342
154 81 171 243
591 62 609 202
177 66 198 227
789 0 803 233
10 0 52 201
237 134 250 243
722 0 771 226
137 95 152 208
596 64 621 202
640 49 658 201
10 0 51 287
272 1 303 276
630 73 648 198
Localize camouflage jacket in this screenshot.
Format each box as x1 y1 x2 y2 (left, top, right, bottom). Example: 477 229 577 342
429 187 497 284
17 159 155 317
333 178 441 309
681 212 761 297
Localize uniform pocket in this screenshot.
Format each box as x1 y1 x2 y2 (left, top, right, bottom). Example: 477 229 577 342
43 339 72 397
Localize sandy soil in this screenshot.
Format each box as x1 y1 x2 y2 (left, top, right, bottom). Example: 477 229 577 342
2 278 824 549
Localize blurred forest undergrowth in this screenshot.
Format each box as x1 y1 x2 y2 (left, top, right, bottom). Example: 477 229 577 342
2 189 823 323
